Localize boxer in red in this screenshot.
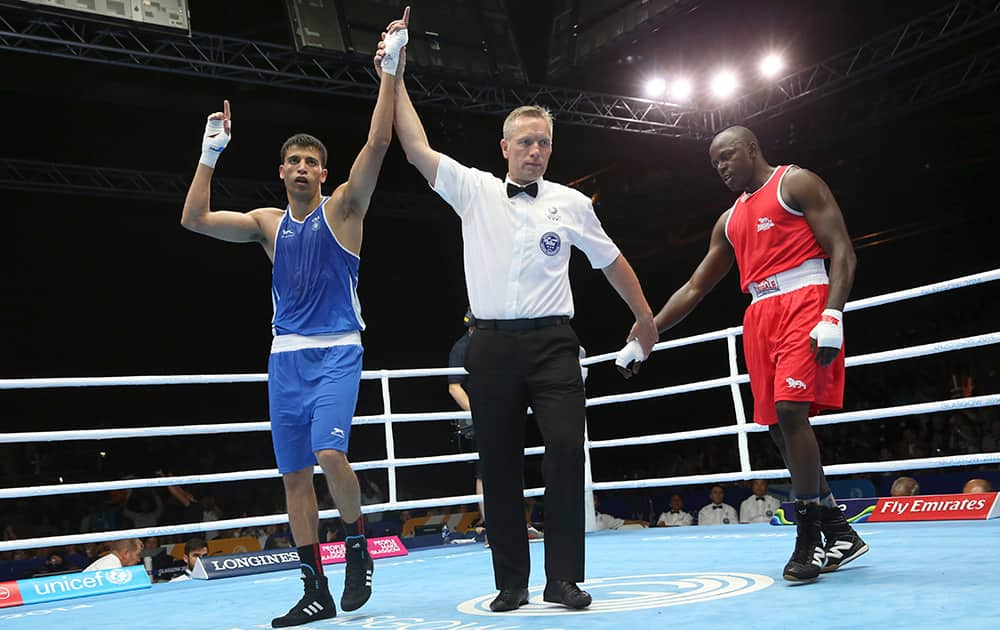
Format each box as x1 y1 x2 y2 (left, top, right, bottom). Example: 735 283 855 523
644 126 867 582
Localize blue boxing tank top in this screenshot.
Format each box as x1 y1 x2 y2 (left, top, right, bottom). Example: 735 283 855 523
271 197 365 336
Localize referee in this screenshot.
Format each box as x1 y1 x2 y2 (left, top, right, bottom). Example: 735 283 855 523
381 39 657 613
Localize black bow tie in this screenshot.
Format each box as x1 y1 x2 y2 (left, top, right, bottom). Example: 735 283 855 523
507 181 538 198
756 496 766 501
713 505 723 509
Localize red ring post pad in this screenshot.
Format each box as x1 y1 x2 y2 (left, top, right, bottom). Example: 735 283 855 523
771 492 999 525
192 536 408 579
0 566 150 609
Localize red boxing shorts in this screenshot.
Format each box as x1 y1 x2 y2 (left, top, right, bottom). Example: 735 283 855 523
742 283 845 425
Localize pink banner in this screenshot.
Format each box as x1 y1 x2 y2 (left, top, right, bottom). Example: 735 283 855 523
320 536 408 565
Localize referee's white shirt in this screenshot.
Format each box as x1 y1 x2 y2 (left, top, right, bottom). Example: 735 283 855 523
740 494 782 524
697 502 739 526
432 154 621 319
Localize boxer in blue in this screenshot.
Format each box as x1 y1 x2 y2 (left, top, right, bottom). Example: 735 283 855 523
180 8 410 626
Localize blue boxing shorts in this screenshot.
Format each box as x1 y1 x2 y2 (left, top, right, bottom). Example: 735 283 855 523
267 337 363 473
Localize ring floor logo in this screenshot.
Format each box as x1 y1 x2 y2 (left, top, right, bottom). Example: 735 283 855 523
456 572 773 616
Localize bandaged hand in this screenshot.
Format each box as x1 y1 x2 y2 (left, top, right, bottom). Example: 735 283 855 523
615 338 647 379
809 308 843 366
809 308 843 350
199 100 231 168
380 27 409 76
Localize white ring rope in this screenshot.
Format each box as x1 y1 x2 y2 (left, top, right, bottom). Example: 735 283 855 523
0 367 467 390
586 394 1000 449
594 452 1000 493
1 332 995 445
3 269 997 390
1 269 997 553
582 267 1000 366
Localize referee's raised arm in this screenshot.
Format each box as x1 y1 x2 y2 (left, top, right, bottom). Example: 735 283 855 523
376 34 441 187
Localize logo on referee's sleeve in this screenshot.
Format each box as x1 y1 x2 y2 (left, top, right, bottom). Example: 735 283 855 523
539 232 561 256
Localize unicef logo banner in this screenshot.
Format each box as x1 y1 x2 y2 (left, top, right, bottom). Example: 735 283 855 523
17 566 149 607
104 569 133 586
457 572 773 616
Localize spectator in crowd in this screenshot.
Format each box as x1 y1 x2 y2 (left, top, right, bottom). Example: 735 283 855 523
83 538 143 572
35 550 83 576
140 535 179 581
698 485 738 526
445 308 551 545
950 414 981 454
199 495 223 540
878 446 894 464
656 494 693 527
447 310 486 521
170 537 210 582
740 480 781 524
928 415 950 456
265 525 295 549
79 494 122 534
123 490 164 529
163 477 204 525
896 427 925 459
949 369 974 398
359 475 388 533
890 476 920 496
593 495 648 530
962 479 994 494
981 418 1000 453
141 536 161 559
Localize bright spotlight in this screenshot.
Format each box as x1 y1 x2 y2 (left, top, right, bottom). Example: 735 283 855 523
670 78 693 101
759 53 785 78
644 77 666 97
710 71 738 99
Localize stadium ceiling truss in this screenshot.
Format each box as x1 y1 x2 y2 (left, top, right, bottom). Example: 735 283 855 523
0 158 447 219
0 1 998 143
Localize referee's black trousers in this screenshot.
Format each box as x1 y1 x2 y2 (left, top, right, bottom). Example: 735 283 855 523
466 321 586 590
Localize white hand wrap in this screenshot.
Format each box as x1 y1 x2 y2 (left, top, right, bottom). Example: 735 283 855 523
809 308 844 350
380 27 409 76
199 118 230 168
615 339 648 371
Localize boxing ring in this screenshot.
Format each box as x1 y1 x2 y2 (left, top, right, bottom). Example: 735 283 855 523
2 269 999 629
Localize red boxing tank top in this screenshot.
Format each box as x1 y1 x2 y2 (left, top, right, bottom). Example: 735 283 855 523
724 165 827 292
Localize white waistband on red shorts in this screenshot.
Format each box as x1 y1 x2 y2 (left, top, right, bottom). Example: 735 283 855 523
270 331 362 354
746 258 829 303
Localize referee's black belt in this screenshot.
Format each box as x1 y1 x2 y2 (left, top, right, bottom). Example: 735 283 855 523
474 316 570 331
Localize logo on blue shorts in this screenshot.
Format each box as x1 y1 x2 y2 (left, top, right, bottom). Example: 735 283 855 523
539 232 561 256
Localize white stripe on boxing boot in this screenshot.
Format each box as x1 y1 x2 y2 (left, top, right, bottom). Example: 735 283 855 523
811 546 826 568
826 539 853 561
